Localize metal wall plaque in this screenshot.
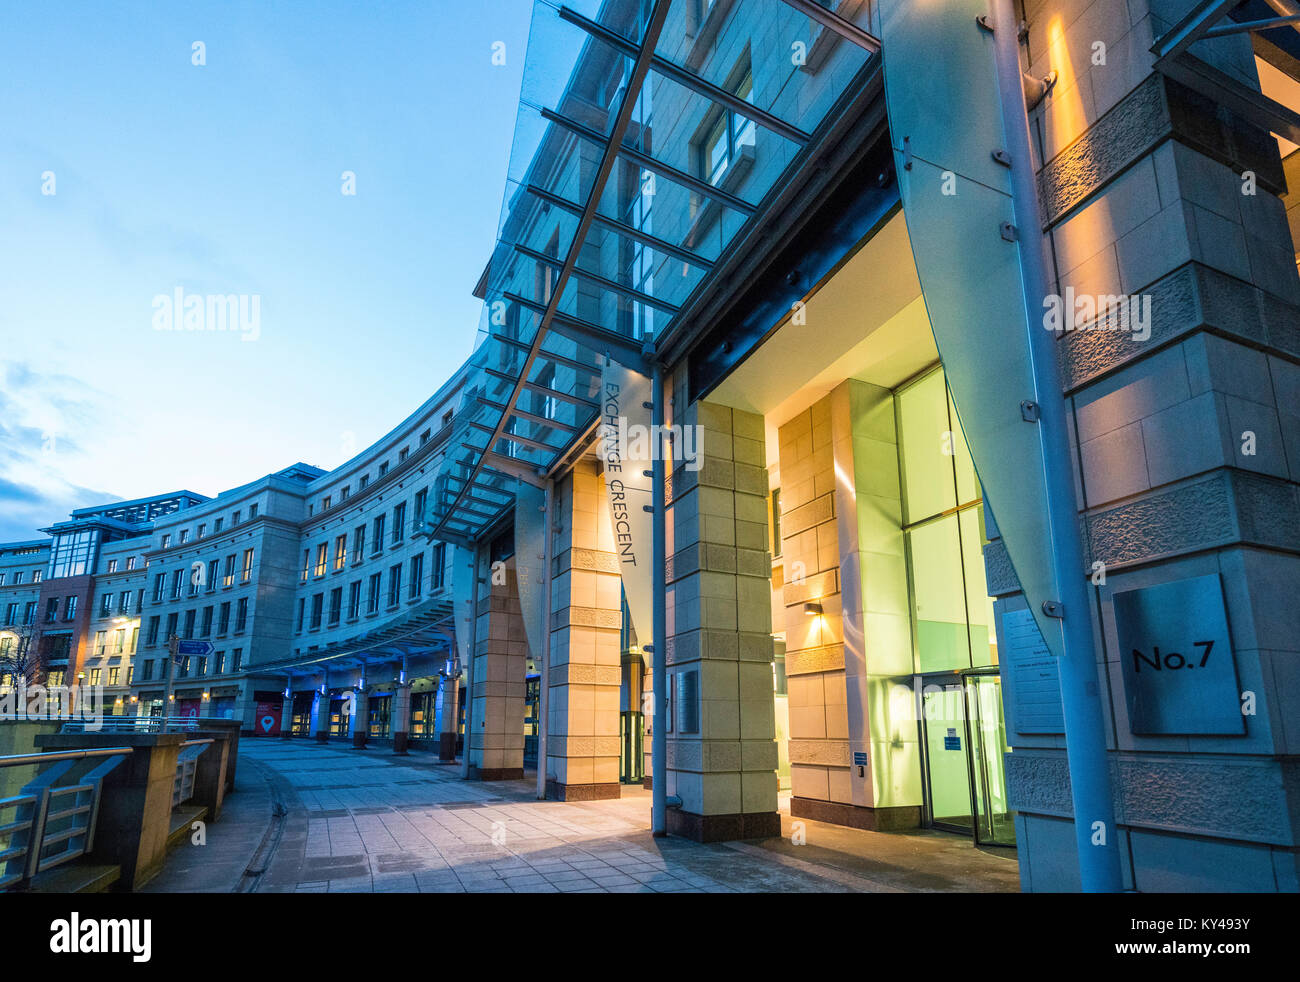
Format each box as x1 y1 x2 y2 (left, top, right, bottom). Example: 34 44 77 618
1002 607 1064 735
1113 574 1243 736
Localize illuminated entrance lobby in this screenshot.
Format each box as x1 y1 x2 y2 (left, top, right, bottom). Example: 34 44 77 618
707 211 1012 844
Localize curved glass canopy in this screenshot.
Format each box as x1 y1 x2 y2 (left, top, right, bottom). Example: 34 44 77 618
425 0 879 544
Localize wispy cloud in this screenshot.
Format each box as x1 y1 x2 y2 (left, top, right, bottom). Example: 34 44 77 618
0 361 118 541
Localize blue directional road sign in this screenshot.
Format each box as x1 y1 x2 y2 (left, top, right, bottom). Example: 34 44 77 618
176 640 214 657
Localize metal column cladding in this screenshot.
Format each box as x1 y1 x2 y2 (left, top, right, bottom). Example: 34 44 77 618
878 0 1123 890
514 482 549 668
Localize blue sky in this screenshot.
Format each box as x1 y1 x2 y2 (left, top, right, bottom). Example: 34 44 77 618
0 0 532 541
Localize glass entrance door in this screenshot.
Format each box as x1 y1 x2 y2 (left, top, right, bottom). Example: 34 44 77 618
920 677 975 833
964 672 1016 846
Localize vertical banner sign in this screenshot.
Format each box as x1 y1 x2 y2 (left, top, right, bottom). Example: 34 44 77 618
878 0 1065 660
600 359 654 647
514 481 549 664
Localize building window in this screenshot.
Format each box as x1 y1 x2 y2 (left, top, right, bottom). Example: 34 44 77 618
126 556 137 571
161 534 171 550
348 580 361 619
314 543 327 577
201 606 213 637
88 668 101 686
398 447 408 464
296 597 305 632
367 573 381 614
328 587 342 625
197 655 207 676
310 593 323 629
182 609 195 640
241 549 254 582
232 510 241 526
197 523 206 539
334 535 347 571
153 572 166 602
214 650 225 674
108 667 120 686
700 68 755 187
223 555 235 587
359 474 370 489
341 485 351 500
146 616 160 646
379 462 389 477
100 594 112 617
12 573 22 586
119 590 132 614
94 631 107 656
141 660 154 682
431 542 447 590
387 564 402 607
45 599 58 624
113 628 125 653
409 553 423 599
179 530 189 545
249 504 258 519
372 514 386 554
165 611 178 640
419 429 431 445
235 597 248 633
106 559 118 573
392 502 406 544
771 488 782 558
218 602 231 635
64 596 78 621
232 649 243 672
207 559 219 592
170 569 183 599
214 518 223 533
442 409 454 428
353 525 366 563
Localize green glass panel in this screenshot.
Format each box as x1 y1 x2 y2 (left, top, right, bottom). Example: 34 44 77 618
922 682 973 831
907 515 971 673
960 509 998 668
897 370 957 524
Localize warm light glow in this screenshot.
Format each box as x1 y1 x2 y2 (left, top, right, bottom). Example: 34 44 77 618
804 601 823 617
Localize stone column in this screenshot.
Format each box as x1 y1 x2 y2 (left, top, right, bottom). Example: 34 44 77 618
468 558 527 780
546 458 623 800
314 675 330 743
780 381 919 831
352 685 370 749
664 395 779 841
439 671 460 761
392 680 412 754
280 688 293 739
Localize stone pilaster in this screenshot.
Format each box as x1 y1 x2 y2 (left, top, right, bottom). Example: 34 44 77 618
546 458 623 800
664 397 779 841
468 558 527 780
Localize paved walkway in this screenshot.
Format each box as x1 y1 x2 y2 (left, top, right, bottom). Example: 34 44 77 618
147 739 1020 893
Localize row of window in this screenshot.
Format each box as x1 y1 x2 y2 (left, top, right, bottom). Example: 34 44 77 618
44 596 79 623
158 504 258 551
99 589 145 618
301 495 430 581
92 626 139 657
152 549 255 602
136 648 242 682
310 413 454 517
102 557 139 574
297 544 445 632
2 601 37 626
85 666 130 687
144 598 248 646
0 569 43 586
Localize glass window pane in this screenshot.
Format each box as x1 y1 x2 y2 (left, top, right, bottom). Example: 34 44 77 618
959 508 997 667
948 389 980 506
907 515 971 673
898 370 958 523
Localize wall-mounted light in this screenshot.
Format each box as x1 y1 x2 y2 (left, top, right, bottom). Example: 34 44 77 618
803 602 823 617
202 691 210 701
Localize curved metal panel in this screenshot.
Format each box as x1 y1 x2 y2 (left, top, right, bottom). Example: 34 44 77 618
879 0 1063 660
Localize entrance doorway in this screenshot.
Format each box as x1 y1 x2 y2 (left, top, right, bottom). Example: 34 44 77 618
919 670 1015 846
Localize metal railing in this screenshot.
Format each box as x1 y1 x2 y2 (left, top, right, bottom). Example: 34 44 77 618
172 740 212 808
62 715 212 734
0 747 131 891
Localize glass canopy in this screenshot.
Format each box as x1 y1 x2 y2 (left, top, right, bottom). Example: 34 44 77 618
425 0 879 544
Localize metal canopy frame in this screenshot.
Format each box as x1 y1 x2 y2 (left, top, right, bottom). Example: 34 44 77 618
1152 0 1300 144
422 0 882 545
